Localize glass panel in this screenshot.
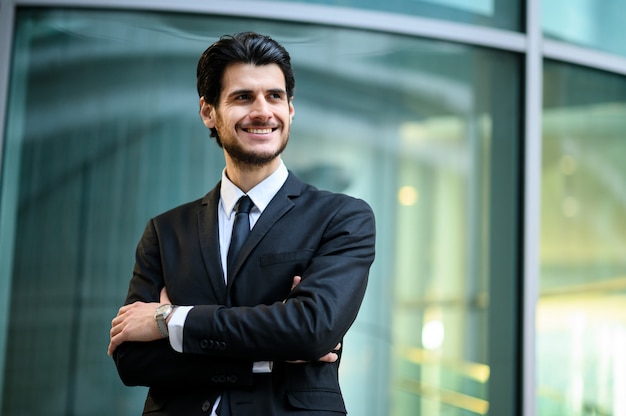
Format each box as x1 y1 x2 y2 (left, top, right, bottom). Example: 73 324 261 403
538 61 626 415
276 0 521 31
543 0 626 58
0 8 521 416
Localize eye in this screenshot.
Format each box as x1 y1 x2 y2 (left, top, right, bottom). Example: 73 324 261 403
269 92 285 101
236 94 252 101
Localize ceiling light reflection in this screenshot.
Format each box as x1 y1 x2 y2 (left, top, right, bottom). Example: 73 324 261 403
398 186 418 206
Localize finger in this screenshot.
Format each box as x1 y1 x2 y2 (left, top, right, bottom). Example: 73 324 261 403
110 317 124 337
107 339 115 356
114 304 130 318
111 313 124 328
108 336 123 356
291 275 302 291
317 352 338 363
334 342 342 351
107 332 122 356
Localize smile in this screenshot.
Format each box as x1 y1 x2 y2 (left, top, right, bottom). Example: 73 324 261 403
243 127 275 134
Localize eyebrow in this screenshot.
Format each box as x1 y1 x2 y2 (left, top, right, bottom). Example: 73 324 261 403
227 88 287 98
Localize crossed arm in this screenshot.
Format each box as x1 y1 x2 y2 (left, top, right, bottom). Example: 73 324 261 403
107 277 340 362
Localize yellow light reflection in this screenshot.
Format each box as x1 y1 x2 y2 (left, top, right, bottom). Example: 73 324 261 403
398 186 418 206
396 378 490 415
422 320 445 350
400 346 490 384
398 346 491 414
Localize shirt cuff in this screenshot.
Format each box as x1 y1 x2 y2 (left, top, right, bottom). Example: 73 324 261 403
253 361 273 373
167 305 192 352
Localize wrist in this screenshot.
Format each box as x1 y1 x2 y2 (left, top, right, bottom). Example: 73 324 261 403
154 304 176 338
165 306 178 324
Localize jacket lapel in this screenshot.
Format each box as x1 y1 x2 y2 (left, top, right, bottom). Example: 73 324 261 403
197 183 228 304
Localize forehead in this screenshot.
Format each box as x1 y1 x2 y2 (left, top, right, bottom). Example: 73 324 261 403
221 62 286 94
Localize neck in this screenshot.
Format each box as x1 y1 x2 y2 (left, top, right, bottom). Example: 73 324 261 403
224 156 281 193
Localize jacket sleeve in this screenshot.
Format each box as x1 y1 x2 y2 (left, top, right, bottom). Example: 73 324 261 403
183 196 376 362
112 220 254 388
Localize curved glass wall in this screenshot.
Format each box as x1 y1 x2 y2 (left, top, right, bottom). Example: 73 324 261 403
539 61 626 415
543 0 626 58
275 0 521 31
0 7 522 416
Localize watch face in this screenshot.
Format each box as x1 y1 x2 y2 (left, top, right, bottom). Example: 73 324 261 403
156 304 170 316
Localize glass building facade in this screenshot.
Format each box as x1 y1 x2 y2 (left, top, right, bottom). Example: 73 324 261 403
0 1 624 416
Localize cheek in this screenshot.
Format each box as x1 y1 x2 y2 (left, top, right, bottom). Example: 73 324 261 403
213 112 231 131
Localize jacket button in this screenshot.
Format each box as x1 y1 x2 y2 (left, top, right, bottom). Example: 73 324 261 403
218 341 227 350
228 375 238 383
200 339 209 349
201 400 211 412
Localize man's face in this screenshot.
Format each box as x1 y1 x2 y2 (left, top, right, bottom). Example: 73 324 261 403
200 63 295 168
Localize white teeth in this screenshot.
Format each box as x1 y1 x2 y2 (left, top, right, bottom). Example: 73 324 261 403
247 128 272 134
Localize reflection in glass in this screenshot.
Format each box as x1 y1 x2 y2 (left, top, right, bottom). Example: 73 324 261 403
539 61 626 415
543 0 626 58
0 8 520 416
272 0 520 31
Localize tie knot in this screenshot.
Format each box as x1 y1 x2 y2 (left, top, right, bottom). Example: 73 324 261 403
234 195 253 214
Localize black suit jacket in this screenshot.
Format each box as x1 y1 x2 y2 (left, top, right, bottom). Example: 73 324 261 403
113 172 376 415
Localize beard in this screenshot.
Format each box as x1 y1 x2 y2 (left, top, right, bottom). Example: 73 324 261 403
222 132 289 169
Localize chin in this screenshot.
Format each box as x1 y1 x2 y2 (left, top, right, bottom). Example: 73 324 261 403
225 137 288 166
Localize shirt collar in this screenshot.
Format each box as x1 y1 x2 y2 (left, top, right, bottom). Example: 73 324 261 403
220 160 289 219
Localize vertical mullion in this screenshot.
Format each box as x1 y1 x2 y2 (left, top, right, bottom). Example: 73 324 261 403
523 0 542 415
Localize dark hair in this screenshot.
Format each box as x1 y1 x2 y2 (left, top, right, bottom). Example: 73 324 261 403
197 32 295 142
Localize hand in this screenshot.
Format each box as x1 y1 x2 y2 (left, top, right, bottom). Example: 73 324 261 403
107 300 163 356
287 343 342 364
160 287 171 304
283 275 301 304
288 275 301 297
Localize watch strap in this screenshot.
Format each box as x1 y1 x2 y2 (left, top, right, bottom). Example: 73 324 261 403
155 304 174 338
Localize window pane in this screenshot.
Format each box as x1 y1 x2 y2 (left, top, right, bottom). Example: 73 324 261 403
543 0 626 58
276 0 521 31
0 8 521 416
539 61 626 415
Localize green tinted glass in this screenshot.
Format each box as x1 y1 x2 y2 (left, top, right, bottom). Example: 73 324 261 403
538 60 626 415
543 0 626 58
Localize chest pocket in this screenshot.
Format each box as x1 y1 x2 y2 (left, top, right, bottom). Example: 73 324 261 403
259 249 314 267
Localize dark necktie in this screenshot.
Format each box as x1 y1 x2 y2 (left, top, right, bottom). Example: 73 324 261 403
221 196 253 416
227 195 253 280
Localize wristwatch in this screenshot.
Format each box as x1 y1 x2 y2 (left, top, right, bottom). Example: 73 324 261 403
154 304 175 338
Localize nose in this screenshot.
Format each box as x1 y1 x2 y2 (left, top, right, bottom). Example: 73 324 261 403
250 96 272 120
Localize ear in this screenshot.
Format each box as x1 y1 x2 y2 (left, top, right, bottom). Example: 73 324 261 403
199 97 216 129
289 99 295 124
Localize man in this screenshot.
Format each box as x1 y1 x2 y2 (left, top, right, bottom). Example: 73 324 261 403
108 32 376 416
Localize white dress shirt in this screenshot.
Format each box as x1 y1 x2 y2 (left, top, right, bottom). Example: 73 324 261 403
166 161 289 414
